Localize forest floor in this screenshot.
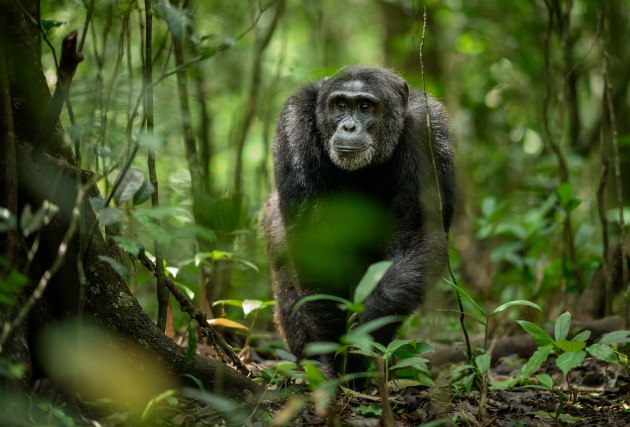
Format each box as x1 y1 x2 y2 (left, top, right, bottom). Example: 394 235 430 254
20 335 630 426
182 354 629 426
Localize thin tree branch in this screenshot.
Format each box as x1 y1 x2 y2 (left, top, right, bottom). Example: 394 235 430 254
419 1 472 365
137 252 251 377
233 0 285 196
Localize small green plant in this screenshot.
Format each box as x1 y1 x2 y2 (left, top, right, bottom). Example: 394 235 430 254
517 312 629 382
449 280 542 392
514 311 630 417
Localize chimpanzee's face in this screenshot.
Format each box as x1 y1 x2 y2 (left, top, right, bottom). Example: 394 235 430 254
317 68 409 171
320 79 386 171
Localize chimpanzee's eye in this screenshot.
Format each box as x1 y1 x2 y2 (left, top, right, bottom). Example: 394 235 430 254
335 100 347 110
359 102 371 112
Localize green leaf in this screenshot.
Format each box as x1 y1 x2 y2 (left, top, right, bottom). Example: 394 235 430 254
301 360 326 387
194 250 258 272
490 300 541 317
0 267 28 306
212 299 242 308
356 405 382 417
518 344 553 380
599 330 630 345
142 389 178 421
133 180 155 205
475 353 491 374
275 349 296 362
41 19 65 32
565 199 581 212
555 339 585 353
516 320 554 346
20 201 59 237
242 299 263 317
587 343 618 364
353 261 392 304
98 206 124 227
113 168 145 205
386 339 415 356
557 183 573 205
556 351 585 376
349 315 401 337
449 281 487 323
294 294 351 312
390 357 431 375
98 256 130 283
536 374 553 390
111 236 143 257
303 342 341 356
554 311 572 341
572 330 591 343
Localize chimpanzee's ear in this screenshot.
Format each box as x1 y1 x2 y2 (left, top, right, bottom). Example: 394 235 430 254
401 81 409 107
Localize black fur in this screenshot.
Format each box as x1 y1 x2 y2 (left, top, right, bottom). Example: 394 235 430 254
262 66 455 376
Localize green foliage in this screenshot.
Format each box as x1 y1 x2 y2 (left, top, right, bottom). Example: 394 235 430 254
20 202 59 237
356 404 382 417
517 311 627 383
0 259 28 307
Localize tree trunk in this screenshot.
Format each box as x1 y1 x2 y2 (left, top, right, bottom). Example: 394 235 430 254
0 1 256 398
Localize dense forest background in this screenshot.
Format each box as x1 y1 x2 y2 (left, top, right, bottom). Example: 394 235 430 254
1 0 629 425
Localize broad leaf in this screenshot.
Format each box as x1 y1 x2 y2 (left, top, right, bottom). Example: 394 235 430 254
518 344 553 380
490 300 541 317
390 357 431 375
554 311 572 341
555 339 585 353
587 343 618 364
353 261 392 304
242 299 263 317
599 330 630 345
133 180 155 205
113 168 145 205
556 351 585 376
475 353 491 375
98 206 124 227
536 374 553 390
516 320 554 346
303 342 342 356
386 339 415 356
111 236 143 257
572 330 591 343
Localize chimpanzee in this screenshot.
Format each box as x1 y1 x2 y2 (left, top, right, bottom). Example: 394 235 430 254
262 66 455 377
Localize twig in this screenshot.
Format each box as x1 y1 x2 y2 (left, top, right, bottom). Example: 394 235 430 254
38 31 84 152
595 7 612 316
542 0 583 292
137 252 251 377
233 0 285 196
375 355 395 427
419 2 472 365
0 42 19 266
143 0 168 333
127 0 276 140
